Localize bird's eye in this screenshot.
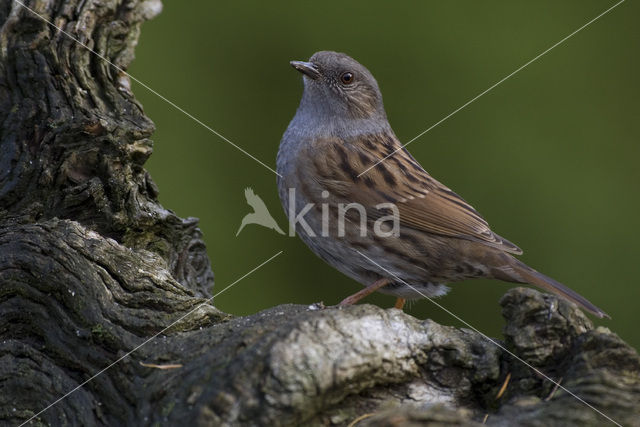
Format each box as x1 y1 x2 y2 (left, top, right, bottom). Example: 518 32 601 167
340 72 354 84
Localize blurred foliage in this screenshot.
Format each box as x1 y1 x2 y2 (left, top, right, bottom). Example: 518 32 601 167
129 1 639 350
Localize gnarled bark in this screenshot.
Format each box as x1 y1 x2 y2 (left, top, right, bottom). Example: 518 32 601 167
1 1 638 426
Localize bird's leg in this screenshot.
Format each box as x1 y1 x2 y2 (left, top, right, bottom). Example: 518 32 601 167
338 278 390 306
394 298 406 310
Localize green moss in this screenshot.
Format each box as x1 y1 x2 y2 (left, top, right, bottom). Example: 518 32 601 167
161 401 175 417
91 324 114 344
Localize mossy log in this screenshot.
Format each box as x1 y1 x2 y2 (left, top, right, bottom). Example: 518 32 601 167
1 1 638 426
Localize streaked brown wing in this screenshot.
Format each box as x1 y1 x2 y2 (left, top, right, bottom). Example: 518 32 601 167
303 133 522 255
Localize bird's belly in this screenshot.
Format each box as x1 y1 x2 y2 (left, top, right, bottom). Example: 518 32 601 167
284 195 452 299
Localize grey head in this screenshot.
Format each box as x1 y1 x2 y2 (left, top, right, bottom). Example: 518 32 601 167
290 51 387 122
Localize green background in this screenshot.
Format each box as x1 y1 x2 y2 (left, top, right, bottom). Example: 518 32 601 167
129 1 639 350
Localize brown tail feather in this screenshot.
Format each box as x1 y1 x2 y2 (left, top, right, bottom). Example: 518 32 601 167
493 258 609 319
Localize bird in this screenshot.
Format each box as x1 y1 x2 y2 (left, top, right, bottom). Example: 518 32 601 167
276 51 608 319
236 187 285 236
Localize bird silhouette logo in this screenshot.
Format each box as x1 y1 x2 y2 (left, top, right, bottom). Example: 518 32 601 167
236 187 285 236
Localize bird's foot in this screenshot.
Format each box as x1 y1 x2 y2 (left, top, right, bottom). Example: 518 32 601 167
337 278 390 306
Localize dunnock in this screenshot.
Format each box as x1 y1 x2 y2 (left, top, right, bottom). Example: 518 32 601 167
277 51 608 319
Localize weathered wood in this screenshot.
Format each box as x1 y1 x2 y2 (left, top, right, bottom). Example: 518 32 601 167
0 1 638 426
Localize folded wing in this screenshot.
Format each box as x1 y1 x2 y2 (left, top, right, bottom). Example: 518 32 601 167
301 133 522 255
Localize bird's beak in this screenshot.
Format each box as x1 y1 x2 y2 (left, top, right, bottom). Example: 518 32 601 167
290 60 321 80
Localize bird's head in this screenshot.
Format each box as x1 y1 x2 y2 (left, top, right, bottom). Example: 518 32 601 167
291 51 386 121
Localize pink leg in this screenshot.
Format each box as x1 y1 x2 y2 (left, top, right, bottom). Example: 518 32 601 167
338 278 391 306
394 298 406 310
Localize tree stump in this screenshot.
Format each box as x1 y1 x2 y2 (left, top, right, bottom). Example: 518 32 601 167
1 1 638 426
